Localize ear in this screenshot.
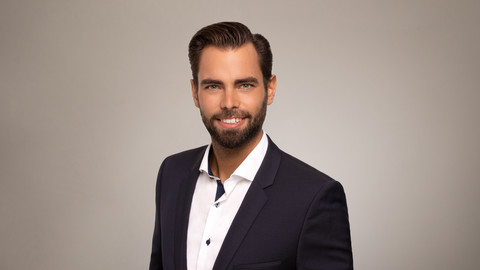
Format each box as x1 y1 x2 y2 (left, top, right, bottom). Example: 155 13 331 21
191 79 200 108
266 75 277 105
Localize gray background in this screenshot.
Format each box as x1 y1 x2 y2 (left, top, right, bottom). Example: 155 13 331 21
1 0 479 269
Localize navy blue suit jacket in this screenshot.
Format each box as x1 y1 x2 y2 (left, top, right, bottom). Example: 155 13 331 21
150 137 353 269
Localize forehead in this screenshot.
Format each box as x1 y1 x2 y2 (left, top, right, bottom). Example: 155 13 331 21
198 43 262 80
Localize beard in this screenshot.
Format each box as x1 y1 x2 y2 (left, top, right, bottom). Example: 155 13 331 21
200 96 267 149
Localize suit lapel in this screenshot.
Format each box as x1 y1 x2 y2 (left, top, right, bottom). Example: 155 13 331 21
173 147 205 270
213 137 282 270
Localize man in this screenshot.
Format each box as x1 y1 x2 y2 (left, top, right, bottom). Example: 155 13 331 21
150 22 353 270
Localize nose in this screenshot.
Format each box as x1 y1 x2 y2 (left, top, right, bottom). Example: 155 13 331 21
220 87 239 109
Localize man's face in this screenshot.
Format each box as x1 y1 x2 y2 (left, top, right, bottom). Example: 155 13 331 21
191 43 276 149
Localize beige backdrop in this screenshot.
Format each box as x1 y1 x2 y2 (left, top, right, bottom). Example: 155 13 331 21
1 0 479 269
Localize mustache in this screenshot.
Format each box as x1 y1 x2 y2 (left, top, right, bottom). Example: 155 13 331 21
212 109 251 119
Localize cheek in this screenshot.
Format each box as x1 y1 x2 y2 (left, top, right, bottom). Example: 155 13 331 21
198 96 217 114
246 91 267 108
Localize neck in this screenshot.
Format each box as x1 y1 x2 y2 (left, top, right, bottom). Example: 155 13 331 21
210 131 263 183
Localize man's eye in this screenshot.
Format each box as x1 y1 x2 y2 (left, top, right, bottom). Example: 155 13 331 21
206 85 219 90
240 84 253 89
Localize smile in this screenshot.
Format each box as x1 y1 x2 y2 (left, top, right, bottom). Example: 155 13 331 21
221 118 242 124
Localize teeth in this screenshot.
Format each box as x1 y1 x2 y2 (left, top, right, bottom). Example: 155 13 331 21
222 118 241 124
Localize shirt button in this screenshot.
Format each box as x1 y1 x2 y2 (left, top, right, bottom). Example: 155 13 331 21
206 238 211 246
215 203 219 208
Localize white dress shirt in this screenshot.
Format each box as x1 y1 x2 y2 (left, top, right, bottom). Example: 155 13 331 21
186 132 269 270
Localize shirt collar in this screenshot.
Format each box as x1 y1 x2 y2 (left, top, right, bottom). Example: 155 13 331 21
199 132 269 182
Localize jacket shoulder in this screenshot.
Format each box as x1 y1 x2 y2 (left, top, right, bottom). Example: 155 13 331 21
264 137 339 189
277 149 338 187
161 145 207 171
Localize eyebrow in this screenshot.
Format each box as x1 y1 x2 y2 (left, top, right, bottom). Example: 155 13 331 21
200 77 259 86
200 79 223 86
234 77 259 85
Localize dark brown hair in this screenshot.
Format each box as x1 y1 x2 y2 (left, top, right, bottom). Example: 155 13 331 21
188 22 273 89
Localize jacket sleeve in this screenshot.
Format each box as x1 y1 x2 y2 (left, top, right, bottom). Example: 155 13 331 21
296 180 354 270
149 162 165 270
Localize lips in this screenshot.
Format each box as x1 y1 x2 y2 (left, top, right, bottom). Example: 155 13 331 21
212 110 251 129
216 116 246 129
221 118 242 124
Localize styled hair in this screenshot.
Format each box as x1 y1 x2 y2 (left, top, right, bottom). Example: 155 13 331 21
188 21 273 89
